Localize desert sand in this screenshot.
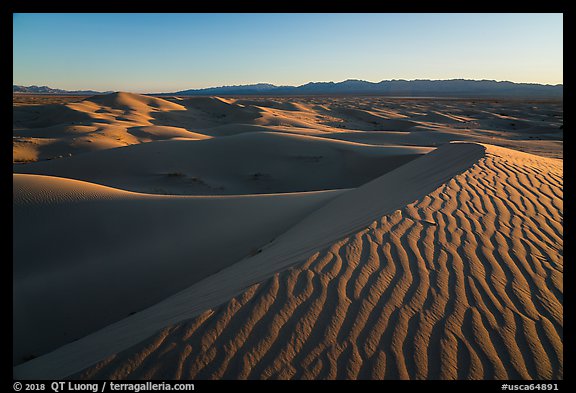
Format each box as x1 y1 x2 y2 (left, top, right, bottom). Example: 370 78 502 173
13 93 562 380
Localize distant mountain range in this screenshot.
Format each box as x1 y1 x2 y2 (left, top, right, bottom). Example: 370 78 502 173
13 85 111 95
167 79 563 98
14 79 563 98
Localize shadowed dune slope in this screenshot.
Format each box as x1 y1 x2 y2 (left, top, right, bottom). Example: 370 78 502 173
12 95 563 380
13 94 562 163
72 143 563 380
80 92 187 112
14 142 488 379
14 132 431 195
12 93 205 162
13 174 345 366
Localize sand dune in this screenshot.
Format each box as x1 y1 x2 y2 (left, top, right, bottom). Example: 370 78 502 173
67 144 561 380
13 93 562 162
13 94 563 380
14 132 431 195
81 92 187 113
13 93 200 162
13 174 344 365
326 107 421 131
15 142 489 379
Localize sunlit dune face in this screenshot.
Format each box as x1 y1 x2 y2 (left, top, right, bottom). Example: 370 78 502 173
12 94 562 165
12 94 562 380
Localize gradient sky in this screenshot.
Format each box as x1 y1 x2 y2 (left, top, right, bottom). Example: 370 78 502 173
13 13 563 93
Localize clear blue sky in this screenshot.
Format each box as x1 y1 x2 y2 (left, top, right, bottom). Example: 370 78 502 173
13 13 563 93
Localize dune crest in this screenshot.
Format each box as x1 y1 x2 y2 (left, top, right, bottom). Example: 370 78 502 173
16 142 489 379
14 94 562 163
71 143 562 380
13 174 345 366
13 94 563 381
14 131 431 196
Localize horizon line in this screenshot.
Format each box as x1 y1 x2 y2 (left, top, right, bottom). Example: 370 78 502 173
13 77 564 95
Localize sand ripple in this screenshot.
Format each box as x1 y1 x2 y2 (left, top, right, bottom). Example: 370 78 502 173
76 145 562 380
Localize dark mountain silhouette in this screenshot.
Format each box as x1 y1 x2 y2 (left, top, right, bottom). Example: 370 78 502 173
13 85 111 95
14 79 563 98
168 79 562 98
173 83 280 96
